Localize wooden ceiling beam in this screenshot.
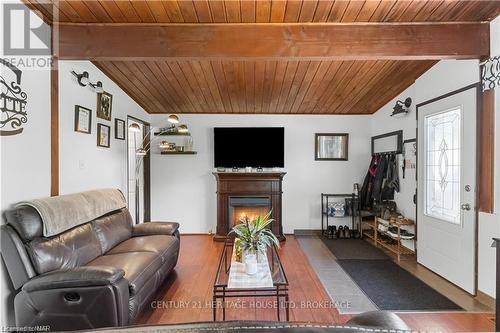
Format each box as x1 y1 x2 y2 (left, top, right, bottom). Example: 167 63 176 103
57 22 489 61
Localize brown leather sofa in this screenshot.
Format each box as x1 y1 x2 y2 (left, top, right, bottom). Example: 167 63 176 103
1 205 180 331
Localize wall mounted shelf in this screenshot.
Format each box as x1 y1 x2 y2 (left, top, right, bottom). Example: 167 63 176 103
154 132 191 136
160 151 197 155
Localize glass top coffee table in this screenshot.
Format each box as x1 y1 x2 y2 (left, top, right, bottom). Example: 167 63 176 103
213 237 289 321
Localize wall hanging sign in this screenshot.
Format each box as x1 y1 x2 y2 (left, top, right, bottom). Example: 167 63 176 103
74 105 92 134
315 133 349 161
402 138 417 179
97 123 110 148
96 91 113 121
115 118 125 140
481 55 499 91
0 59 28 136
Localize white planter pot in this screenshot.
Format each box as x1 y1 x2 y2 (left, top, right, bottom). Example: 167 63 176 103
244 253 258 275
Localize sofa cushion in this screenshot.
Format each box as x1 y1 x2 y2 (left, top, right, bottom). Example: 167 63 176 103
92 209 133 253
107 235 179 262
28 223 102 274
86 252 162 296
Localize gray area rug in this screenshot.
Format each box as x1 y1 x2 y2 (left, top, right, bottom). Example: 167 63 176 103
320 238 389 260
337 259 463 311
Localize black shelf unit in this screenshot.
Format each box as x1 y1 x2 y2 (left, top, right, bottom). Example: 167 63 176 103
321 193 360 238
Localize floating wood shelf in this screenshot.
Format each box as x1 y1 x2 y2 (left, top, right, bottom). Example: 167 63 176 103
154 132 191 136
160 151 197 155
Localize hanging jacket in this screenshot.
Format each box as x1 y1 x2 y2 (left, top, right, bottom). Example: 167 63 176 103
371 155 388 202
360 155 377 209
381 154 399 200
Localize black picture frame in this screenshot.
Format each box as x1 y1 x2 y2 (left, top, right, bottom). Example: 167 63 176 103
74 105 92 134
315 133 349 161
115 118 125 140
96 91 113 121
97 123 110 148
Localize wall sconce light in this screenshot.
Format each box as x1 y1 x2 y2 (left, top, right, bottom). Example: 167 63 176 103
391 97 412 117
168 114 179 124
89 81 104 93
178 124 189 133
128 123 141 132
71 71 89 86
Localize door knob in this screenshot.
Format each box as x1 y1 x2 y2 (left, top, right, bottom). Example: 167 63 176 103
461 203 471 211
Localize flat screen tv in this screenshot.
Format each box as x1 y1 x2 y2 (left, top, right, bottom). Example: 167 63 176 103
214 127 284 168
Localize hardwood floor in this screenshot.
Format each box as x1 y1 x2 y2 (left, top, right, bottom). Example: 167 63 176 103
136 235 495 332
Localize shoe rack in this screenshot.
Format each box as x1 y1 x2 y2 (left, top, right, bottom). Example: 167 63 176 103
363 216 415 261
321 193 360 239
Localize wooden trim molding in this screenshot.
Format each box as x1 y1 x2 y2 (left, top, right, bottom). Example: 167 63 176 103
50 56 59 196
479 88 495 213
56 22 489 61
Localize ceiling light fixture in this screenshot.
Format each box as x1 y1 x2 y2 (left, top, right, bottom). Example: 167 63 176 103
391 97 412 117
71 71 89 86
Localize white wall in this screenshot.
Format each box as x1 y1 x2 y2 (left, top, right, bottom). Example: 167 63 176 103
371 53 499 298
58 61 150 196
0 1 52 326
150 115 372 234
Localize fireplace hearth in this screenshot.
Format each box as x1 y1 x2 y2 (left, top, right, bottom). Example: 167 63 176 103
213 172 286 241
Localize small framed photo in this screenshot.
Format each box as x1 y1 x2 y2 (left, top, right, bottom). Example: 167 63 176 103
97 123 111 148
115 118 125 140
96 91 113 121
74 105 92 134
315 133 349 161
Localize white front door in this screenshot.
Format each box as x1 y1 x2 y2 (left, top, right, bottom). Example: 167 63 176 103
417 86 477 294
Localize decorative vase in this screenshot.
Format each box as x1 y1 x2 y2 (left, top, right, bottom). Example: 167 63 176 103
244 253 258 275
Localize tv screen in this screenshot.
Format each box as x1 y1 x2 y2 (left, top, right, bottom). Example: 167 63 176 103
214 127 284 168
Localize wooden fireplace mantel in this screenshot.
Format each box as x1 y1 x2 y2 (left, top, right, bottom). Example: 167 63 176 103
213 172 286 242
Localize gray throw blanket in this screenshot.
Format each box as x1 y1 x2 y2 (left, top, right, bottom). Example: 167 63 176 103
17 189 126 237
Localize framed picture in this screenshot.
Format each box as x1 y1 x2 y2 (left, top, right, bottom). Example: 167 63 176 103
315 133 349 161
115 118 125 140
97 123 110 148
74 105 92 134
96 91 113 121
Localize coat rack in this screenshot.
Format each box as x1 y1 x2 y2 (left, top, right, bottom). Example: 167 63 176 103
371 130 403 156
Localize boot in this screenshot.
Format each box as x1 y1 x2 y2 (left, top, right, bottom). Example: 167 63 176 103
337 226 344 239
344 225 351 239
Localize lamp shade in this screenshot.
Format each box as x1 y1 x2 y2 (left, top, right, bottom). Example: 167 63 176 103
168 114 179 124
128 123 141 132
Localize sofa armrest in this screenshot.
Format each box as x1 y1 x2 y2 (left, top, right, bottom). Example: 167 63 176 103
22 266 125 292
132 222 179 237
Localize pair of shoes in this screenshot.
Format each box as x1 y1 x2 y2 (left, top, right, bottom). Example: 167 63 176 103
386 227 414 239
336 225 352 239
327 225 337 239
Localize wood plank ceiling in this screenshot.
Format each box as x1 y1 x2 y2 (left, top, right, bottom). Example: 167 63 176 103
26 1 500 114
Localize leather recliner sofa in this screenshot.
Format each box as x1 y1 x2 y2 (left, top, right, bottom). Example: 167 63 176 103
1 205 180 331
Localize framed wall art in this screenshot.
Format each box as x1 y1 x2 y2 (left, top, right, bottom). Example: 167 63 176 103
96 91 112 121
315 133 349 161
74 105 92 134
115 118 125 140
97 123 110 148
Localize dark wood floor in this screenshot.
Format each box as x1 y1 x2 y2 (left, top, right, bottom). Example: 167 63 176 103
137 235 495 332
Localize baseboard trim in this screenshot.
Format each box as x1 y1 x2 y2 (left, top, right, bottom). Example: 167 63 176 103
294 229 323 236
476 290 495 309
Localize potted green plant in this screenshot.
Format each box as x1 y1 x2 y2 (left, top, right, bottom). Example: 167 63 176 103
230 211 280 275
